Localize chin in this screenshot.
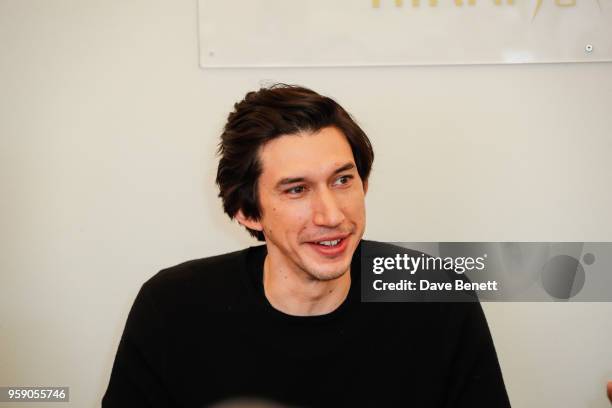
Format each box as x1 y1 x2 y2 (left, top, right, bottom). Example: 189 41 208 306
306 262 350 282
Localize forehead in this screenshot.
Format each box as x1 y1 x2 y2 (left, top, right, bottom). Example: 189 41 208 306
257 126 355 182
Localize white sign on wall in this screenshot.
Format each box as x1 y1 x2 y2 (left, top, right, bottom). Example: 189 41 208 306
198 0 612 67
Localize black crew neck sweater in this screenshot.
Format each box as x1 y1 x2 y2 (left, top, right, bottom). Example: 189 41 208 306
102 240 511 408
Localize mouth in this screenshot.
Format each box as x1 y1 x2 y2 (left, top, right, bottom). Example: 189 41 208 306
305 234 350 257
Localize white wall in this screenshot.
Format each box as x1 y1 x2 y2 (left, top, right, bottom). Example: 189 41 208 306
1 1 611 407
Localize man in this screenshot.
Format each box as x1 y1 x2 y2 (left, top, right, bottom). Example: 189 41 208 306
102 84 511 407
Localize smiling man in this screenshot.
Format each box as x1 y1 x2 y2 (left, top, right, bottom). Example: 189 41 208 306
103 84 511 408
236 126 365 317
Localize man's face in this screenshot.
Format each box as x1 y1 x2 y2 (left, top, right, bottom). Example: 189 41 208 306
247 126 367 281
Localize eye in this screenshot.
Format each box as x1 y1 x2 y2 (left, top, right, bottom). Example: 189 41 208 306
285 185 306 195
333 175 353 186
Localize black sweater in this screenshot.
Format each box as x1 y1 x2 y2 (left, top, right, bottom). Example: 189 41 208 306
102 240 511 408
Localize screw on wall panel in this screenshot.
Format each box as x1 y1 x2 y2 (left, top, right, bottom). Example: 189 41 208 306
585 44 593 53
208 50 215 57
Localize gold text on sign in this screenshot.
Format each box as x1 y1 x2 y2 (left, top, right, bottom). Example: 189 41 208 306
372 0 516 6
372 0 579 8
532 0 576 18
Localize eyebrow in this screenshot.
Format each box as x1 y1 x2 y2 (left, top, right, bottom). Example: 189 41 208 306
275 162 356 189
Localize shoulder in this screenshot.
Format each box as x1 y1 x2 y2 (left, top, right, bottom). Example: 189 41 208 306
140 248 251 308
360 239 429 257
359 240 436 268
148 248 249 285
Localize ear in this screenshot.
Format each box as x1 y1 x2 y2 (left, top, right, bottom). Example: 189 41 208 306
235 209 263 232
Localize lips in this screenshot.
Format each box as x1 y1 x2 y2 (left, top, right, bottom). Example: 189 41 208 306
308 233 350 244
306 234 350 257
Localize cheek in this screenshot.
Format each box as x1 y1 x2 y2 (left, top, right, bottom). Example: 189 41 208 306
341 191 366 215
266 205 310 234
292 212 309 232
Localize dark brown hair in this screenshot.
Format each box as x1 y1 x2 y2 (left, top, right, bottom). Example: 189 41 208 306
215 84 374 241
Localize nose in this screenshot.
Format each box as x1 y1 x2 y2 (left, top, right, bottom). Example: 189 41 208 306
312 187 345 227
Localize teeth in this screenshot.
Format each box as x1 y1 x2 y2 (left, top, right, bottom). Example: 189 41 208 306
318 239 340 246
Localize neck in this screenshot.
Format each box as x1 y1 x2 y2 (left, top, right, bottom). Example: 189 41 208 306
262 253 351 317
